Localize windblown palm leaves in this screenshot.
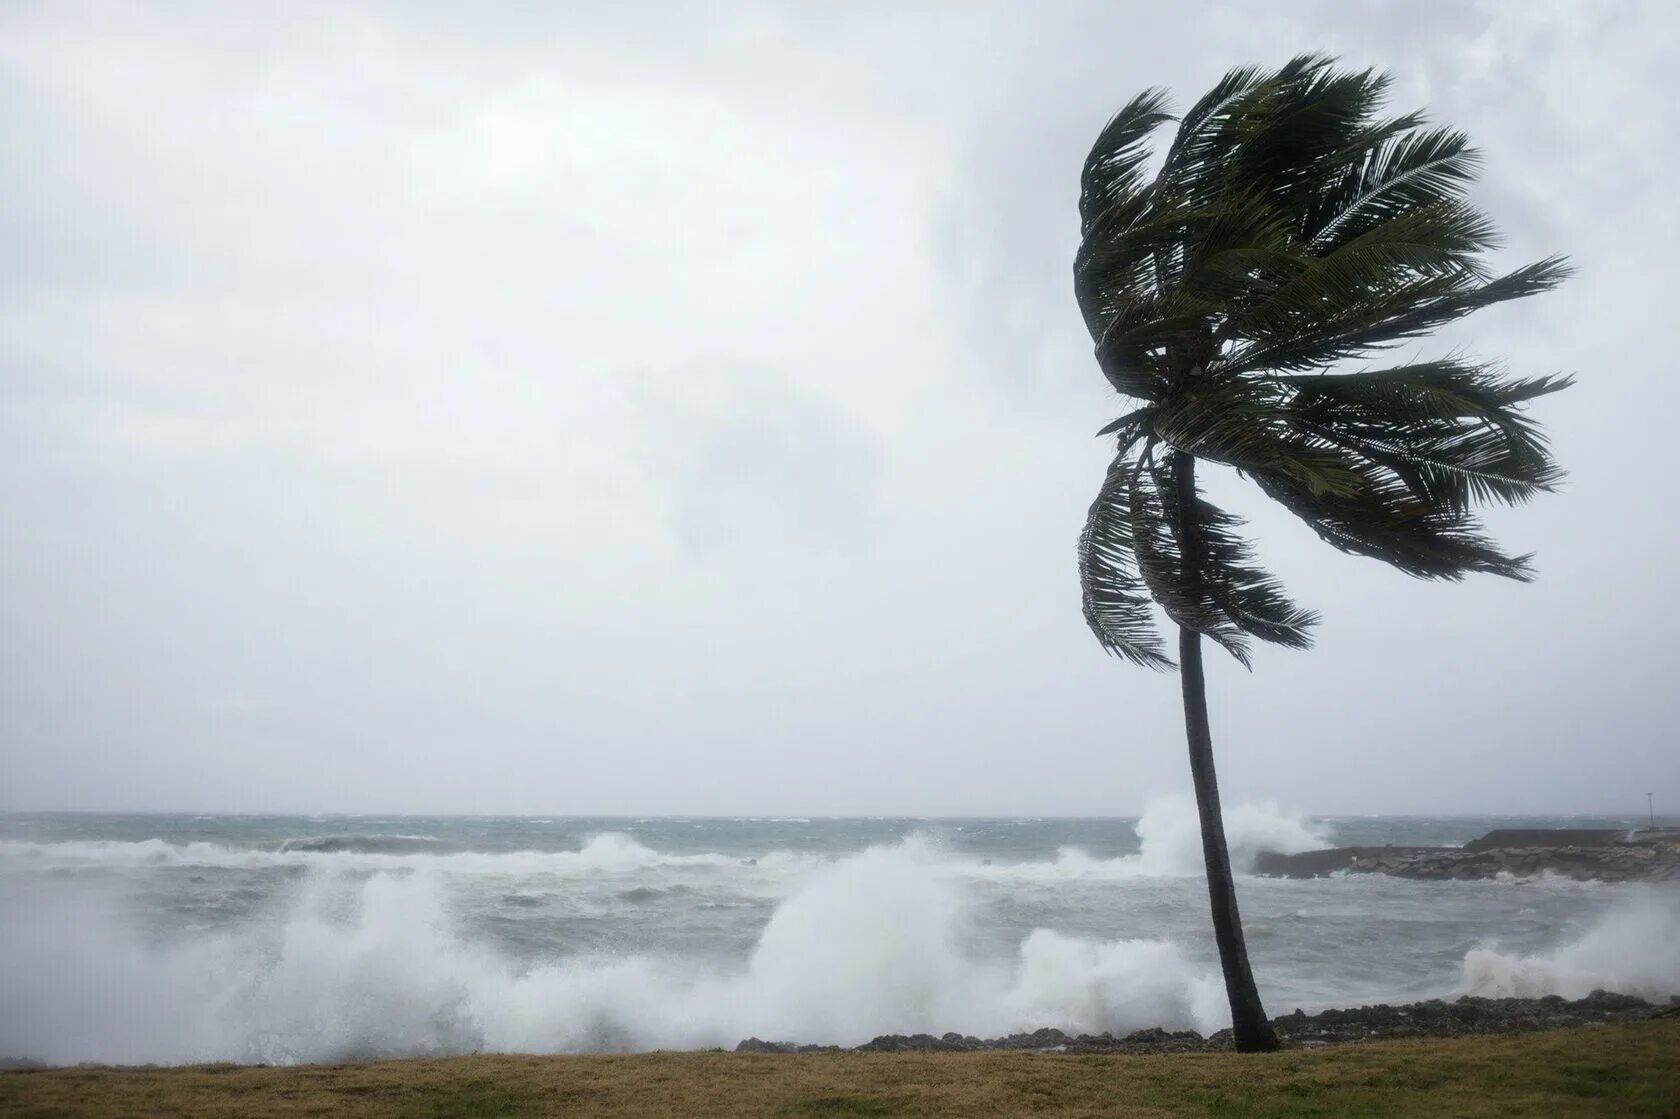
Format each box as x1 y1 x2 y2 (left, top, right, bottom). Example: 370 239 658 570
1076 56 1571 669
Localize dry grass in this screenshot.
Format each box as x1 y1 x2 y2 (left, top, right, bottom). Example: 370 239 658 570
3 1020 1677 1118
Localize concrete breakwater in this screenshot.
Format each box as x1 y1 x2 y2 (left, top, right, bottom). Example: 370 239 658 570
1253 829 1680 882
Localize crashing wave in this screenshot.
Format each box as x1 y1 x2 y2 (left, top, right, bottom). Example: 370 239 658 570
277 834 447 855
0 800 1326 880
0 838 1230 1065
1462 893 1680 1000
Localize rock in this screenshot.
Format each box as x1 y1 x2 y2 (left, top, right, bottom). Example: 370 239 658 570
1579 989 1651 1011
736 990 1668 1058
1123 1027 1173 1043
1254 837 1680 883
1000 1028 1070 1050
856 1033 972 1052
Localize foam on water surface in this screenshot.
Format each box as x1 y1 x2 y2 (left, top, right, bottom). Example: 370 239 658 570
1 804 1674 1065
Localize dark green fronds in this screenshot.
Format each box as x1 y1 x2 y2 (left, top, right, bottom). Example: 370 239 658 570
1252 466 1534 581
1282 359 1570 511
1078 445 1173 669
1148 378 1365 498
1128 452 1317 668
1310 127 1482 248
1095 405 1156 440
1154 63 1278 213
1218 256 1571 377
1071 57 1571 667
1280 360 1572 416
1080 90 1174 237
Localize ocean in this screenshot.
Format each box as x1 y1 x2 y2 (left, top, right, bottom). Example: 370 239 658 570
2 803 1677 1066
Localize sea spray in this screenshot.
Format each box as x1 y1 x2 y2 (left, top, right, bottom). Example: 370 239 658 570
736 838 999 1041
1131 794 1329 875
4 807 1673 1067
0 832 791 876
0 871 492 1064
0 839 1226 1063
1006 930 1228 1034
0 800 1320 879
1462 892 1680 1000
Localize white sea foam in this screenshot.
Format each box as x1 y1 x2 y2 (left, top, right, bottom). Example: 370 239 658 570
0 794 1332 1065
0 832 806 877
1461 893 1680 1000
0 799 1323 882
1130 794 1329 875
15 805 1668 1067
0 838 1227 1065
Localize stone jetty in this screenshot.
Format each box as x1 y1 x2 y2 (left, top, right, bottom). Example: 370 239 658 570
1252 828 1680 882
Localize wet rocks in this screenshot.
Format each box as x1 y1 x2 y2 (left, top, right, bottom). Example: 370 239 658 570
1271 990 1658 1046
850 1026 1213 1054
733 1038 841 1054
732 991 1665 1055
856 1032 992 1052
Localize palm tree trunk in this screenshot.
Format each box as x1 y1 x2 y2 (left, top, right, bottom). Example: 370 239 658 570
1175 458 1280 1053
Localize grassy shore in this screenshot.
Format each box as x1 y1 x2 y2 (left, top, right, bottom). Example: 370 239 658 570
3 1020 1676 1118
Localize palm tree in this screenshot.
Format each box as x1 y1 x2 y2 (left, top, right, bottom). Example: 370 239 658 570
1073 56 1571 1052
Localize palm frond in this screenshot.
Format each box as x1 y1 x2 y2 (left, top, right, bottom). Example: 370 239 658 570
1131 453 1317 666
1228 63 1391 218
1321 423 1560 512
1078 444 1173 668
1148 379 1365 498
1091 290 1220 400
1253 465 1534 581
1280 360 1572 416
1156 63 1277 201
1281 359 1571 510
1350 255 1574 346
1311 127 1482 248
1220 256 1571 375
1095 405 1157 440
1079 90 1175 238
1236 202 1501 337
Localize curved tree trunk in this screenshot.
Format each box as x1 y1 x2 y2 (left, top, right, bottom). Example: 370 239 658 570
1175 457 1279 1053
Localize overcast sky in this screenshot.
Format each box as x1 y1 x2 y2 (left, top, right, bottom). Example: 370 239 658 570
2 1 1675 816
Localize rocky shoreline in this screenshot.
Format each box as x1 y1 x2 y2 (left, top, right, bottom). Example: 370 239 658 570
735 991 1679 1054
1252 828 1680 882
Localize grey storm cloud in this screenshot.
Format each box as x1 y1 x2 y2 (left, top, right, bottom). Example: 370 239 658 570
1 1 1676 815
